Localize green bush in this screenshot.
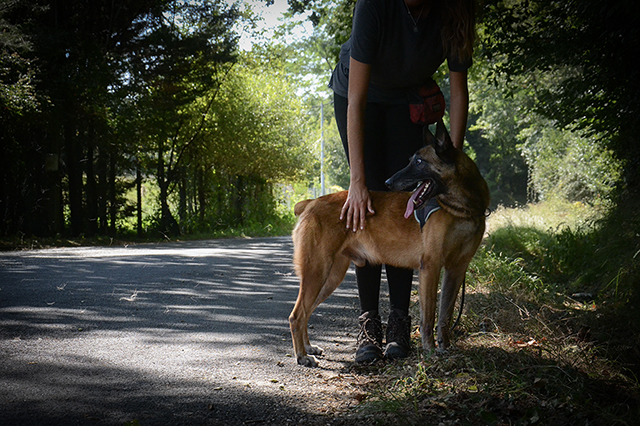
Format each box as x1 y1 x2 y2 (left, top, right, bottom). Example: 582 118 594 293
520 124 622 204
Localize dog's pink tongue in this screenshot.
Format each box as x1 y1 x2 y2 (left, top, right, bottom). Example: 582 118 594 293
404 187 423 219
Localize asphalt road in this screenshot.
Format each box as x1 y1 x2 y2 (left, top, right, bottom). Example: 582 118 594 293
0 237 369 425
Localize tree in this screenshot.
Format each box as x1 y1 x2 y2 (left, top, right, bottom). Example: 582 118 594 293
1 0 166 236
0 0 248 238
0 0 43 235
519 121 622 203
466 68 529 206
125 0 240 235
186 46 314 230
481 0 640 187
274 1 355 193
0 0 38 115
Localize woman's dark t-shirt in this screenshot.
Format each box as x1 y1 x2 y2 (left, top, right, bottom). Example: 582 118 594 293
329 0 472 104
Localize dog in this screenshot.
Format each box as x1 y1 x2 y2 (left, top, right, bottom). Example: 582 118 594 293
288 122 490 367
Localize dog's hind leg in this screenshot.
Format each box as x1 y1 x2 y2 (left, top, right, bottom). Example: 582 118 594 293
436 265 468 352
303 254 350 355
289 254 350 367
289 273 324 367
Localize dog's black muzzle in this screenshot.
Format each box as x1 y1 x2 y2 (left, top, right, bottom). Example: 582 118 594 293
385 160 424 192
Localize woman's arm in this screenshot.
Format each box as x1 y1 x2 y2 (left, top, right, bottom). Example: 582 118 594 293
448 70 469 150
340 57 374 231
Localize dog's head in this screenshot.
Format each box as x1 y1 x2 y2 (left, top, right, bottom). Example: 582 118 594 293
385 121 490 219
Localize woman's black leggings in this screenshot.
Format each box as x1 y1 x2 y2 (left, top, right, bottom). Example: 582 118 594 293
334 93 425 316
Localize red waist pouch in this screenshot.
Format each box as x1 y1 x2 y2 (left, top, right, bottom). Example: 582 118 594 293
409 79 445 125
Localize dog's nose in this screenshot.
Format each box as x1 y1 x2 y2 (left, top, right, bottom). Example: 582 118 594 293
385 177 393 188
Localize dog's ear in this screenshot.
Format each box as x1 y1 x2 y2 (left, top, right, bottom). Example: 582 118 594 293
423 122 453 153
423 125 437 147
434 121 453 154
424 122 455 161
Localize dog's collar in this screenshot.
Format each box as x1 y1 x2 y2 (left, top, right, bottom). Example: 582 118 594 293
414 199 441 229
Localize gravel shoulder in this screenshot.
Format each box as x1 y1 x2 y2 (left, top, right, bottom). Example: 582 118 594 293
0 237 381 425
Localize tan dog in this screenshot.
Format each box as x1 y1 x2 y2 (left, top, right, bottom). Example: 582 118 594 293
289 122 490 367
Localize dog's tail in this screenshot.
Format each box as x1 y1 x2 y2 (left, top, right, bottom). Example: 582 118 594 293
294 199 312 217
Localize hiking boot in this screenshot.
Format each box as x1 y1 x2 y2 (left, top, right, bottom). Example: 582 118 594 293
384 310 412 360
355 311 383 364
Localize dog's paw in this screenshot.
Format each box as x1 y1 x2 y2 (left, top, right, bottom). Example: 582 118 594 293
306 344 324 356
435 347 450 356
421 337 436 353
420 347 438 358
435 341 455 356
297 355 319 368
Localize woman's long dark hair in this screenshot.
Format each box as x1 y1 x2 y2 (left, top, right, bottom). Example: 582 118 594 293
441 0 477 62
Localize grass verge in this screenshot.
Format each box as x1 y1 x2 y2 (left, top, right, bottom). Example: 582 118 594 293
340 197 639 426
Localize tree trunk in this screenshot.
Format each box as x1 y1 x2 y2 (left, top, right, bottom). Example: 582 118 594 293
235 175 244 226
44 152 64 236
85 133 97 237
97 145 108 234
157 139 179 236
65 123 84 237
179 169 187 232
136 158 143 237
108 149 116 236
198 165 206 224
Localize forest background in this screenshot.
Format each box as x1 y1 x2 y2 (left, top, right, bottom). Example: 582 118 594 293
1 0 636 240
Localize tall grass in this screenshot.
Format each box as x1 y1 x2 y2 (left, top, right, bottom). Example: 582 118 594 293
486 198 639 309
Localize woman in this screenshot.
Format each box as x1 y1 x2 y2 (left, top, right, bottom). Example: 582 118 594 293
329 0 476 363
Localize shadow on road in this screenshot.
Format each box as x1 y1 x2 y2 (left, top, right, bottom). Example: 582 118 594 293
0 237 362 425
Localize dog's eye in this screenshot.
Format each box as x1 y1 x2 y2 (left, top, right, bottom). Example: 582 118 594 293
415 158 423 165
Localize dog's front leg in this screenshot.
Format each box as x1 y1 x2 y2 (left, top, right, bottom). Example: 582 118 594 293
436 267 466 352
418 258 441 353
